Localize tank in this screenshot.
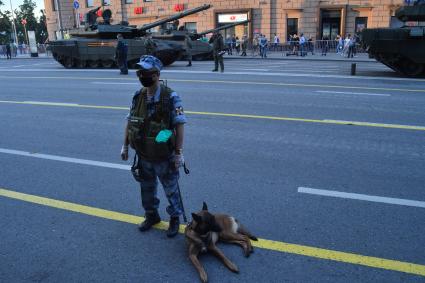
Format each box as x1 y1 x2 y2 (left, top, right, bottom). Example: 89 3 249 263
152 20 250 61
49 4 212 68
361 1 425 77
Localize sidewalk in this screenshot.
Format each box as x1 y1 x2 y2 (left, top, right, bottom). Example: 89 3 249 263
224 51 375 62
0 53 52 60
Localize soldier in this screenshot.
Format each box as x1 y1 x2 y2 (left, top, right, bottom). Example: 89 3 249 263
184 35 193 67
144 33 156 56
120 55 187 238
209 31 224 72
115 34 128 75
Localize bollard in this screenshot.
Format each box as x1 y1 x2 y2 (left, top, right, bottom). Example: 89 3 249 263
351 63 356 76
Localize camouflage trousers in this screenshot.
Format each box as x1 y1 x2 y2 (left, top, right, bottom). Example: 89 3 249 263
137 157 183 218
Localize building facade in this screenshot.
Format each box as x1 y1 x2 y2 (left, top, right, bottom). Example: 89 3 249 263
44 0 405 41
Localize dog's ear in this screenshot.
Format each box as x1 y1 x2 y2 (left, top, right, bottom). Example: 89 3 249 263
192 213 202 223
202 202 208 211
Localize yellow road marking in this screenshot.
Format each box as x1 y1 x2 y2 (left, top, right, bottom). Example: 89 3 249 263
1 75 425 93
1 187 424 277
1 100 425 131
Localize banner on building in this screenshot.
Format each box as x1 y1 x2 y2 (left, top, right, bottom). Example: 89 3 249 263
218 13 248 23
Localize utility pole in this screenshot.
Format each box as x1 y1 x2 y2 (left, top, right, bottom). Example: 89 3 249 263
54 0 64 39
9 0 18 44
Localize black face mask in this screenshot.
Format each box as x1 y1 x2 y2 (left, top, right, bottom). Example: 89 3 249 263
139 76 155 87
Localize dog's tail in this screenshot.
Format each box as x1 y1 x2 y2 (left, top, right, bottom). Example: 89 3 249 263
238 224 258 241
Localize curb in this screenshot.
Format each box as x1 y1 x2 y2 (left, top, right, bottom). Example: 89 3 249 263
223 55 375 63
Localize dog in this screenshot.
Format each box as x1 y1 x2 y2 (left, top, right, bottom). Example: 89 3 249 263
184 202 258 283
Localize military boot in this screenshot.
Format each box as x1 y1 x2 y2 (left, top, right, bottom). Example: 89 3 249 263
166 216 180 238
139 211 161 232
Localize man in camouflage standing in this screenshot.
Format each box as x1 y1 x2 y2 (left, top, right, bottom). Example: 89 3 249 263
115 34 128 75
209 31 224 72
184 35 192 67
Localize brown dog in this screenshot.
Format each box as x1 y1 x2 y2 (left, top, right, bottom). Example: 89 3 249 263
185 202 258 283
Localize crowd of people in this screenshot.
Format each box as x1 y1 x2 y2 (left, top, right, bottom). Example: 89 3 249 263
0 42 50 58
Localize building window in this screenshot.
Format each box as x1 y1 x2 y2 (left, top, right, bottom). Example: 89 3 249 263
184 22 197 33
102 0 111 6
125 0 133 3
287 18 298 41
86 0 94 7
52 0 57 11
143 0 153 2
355 17 368 34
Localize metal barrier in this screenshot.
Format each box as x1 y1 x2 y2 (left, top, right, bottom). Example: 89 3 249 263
226 40 365 57
0 44 52 57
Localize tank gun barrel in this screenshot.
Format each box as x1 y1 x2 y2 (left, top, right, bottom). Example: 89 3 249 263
138 4 211 34
192 20 250 39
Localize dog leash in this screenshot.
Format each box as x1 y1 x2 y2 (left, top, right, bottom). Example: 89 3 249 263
177 162 190 223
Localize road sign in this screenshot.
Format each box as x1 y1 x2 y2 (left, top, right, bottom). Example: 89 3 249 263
21 19 27 25
73 0 79 9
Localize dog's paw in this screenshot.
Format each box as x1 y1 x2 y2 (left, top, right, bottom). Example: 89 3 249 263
229 263 239 273
200 270 208 283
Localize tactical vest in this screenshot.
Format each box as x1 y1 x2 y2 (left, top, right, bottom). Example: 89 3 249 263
128 84 176 161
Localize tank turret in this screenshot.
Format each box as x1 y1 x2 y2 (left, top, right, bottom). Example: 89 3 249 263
49 4 212 68
152 20 250 60
361 1 425 77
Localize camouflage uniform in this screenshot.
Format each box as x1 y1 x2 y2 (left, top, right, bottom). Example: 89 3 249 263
184 35 193 66
127 85 187 218
209 33 224 72
144 36 156 55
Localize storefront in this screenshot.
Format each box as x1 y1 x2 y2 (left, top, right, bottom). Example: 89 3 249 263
215 10 250 39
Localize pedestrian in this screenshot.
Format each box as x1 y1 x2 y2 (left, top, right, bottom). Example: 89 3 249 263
6 42 12 59
299 33 306 57
273 33 280 51
184 35 192 67
321 36 329 56
336 35 343 54
115 34 128 74
343 34 350 57
308 36 314 55
347 34 355 58
120 55 187 238
235 36 241 54
225 35 232 55
209 31 224 72
259 34 268 58
241 35 248 56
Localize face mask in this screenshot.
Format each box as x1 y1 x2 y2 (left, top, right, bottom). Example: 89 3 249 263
139 76 155 87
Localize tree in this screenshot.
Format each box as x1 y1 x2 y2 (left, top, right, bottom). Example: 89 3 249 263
37 9 48 43
0 2 12 44
15 0 37 44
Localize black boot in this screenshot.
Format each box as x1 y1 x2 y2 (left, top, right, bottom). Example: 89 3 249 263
139 211 161 232
166 216 180 238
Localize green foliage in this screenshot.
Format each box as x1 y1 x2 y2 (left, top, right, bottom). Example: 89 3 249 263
0 0 48 44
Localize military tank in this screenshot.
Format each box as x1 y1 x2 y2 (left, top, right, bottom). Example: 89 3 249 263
361 1 425 77
49 4 212 68
152 20 250 60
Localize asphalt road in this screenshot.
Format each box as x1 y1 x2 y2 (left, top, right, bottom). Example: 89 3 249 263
1 58 425 282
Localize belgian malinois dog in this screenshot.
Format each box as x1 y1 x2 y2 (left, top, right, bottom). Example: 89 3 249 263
185 202 258 283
